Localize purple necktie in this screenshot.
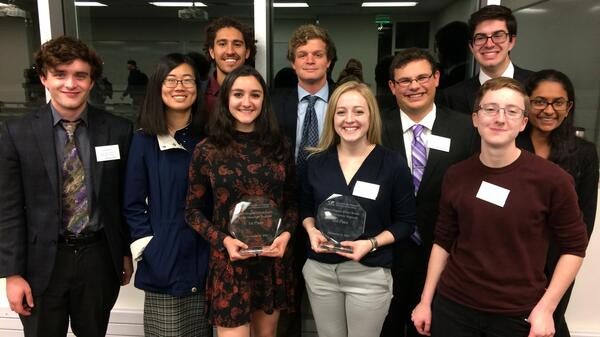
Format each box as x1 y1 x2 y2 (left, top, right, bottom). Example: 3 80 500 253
411 124 426 245
61 120 89 235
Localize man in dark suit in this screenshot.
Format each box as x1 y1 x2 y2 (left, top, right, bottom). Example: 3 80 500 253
272 24 336 337
438 5 534 114
0 36 133 337
379 48 476 337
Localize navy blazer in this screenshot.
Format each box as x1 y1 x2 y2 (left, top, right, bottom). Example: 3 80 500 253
0 104 133 295
381 105 477 252
437 65 535 114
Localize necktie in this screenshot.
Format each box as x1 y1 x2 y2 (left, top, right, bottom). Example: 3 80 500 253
61 120 89 235
297 95 319 169
411 124 427 245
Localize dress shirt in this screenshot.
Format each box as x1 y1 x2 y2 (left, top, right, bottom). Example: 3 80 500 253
294 83 329 159
400 105 437 172
51 105 100 233
479 61 515 85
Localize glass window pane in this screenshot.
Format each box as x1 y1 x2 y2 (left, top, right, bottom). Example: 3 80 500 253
0 0 43 122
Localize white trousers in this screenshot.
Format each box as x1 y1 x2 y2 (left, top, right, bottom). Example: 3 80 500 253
302 259 393 337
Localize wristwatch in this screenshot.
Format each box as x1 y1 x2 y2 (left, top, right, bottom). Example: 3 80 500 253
369 237 378 252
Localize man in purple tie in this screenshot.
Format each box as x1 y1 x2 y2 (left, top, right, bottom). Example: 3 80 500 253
380 48 476 337
0 36 133 337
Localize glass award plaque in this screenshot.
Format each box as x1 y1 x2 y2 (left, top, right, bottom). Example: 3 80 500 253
229 196 282 255
316 195 366 253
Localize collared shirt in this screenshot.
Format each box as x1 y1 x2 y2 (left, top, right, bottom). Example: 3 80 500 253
400 104 437 172
51 105 101 233
294 82 329 159
479 61 515 85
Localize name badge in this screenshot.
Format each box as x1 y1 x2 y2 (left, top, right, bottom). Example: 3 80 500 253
476 181 510 207
428 134 451 152
95 145 120 162
352 181 380 200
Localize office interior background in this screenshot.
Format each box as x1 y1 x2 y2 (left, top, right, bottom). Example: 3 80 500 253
0 0 599 336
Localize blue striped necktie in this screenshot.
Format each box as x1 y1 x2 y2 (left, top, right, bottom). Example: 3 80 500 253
411 124 426 245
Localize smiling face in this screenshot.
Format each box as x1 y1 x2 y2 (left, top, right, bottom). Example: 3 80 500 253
528 80 572 135
333 90 371 145
469 19 515 75
40 59 94 120
292 38 331 91
209 26 250 83
472 87 527 149
388 59 439 119
228 75 264 132
161 63 197 114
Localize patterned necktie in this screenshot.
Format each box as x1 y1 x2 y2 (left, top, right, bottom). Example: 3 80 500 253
411 124 427 245
297 95 320 169
61 120 89 235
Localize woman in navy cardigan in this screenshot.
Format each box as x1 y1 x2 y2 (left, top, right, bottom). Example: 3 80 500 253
123 53 211 336
300 81 416 337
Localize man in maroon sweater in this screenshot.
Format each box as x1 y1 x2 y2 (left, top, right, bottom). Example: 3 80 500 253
412 77 588 337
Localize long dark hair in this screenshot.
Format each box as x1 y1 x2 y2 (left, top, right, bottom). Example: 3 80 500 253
209 65 287 160
525 69 577 172
137 53 205 136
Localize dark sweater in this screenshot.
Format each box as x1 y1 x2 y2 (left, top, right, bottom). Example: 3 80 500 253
435 151 588 315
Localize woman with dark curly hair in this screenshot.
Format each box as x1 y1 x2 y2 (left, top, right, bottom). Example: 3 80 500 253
518 69 598 337
185 65 297 337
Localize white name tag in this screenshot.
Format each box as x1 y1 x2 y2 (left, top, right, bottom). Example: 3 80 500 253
95 145 120 162
352 181 380 200
476 181 510 207
428 134 451 152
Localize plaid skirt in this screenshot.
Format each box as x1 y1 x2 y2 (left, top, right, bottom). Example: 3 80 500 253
144 291 212 337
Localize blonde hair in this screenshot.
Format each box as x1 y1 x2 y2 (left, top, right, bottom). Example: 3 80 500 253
309 81 382 155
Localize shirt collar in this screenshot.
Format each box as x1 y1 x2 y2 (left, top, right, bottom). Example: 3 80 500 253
479 61 515 85
51 104 88 127
205 70 220 96
297 82 329 103
156 133 186 151
399 104 437 133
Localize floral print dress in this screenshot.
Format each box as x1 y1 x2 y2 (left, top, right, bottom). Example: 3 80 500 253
186 131 297 327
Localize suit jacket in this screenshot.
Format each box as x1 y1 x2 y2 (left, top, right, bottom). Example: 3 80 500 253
0 104 133 296
437 65 535 114
381 105 476 252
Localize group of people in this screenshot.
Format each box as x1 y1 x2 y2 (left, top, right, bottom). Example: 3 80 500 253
0 4 596 337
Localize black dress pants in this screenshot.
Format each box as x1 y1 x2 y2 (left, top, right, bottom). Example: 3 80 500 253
20 239 120 337
431 295 531 337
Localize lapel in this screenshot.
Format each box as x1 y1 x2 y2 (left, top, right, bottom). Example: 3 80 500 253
286 90 300 148
32 104 59 195
87 107 108 200
386 108 408 161
419 109 451 195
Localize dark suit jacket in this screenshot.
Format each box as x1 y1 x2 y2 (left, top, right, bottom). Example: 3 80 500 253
0 104 133 296
437 65 535 114
381 105 476 252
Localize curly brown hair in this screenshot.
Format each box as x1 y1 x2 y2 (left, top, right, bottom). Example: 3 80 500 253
34 36 103 81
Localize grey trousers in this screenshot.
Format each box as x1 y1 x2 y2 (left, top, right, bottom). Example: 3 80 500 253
302 259 393 337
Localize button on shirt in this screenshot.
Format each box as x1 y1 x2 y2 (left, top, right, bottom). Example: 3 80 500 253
51 106 100 233
295 83 329 159
400 105 437 173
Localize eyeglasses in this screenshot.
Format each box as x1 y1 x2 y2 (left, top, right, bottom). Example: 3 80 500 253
478 103 525 119
530 98 572 112
163 78 196 88
471 31 510 47
392 73 434 88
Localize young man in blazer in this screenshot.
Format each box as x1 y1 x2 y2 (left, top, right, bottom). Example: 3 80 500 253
272 24 336 337
438 5 534 114
380 48 476 337
0 36 133 337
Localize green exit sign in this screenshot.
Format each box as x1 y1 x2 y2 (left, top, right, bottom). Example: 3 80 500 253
375 15 391 24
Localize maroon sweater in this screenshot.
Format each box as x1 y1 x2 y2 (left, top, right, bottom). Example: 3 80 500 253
435 151 588 315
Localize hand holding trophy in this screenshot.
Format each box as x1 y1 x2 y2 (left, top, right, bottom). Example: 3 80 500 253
229 196 282 256
316 195 366 253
